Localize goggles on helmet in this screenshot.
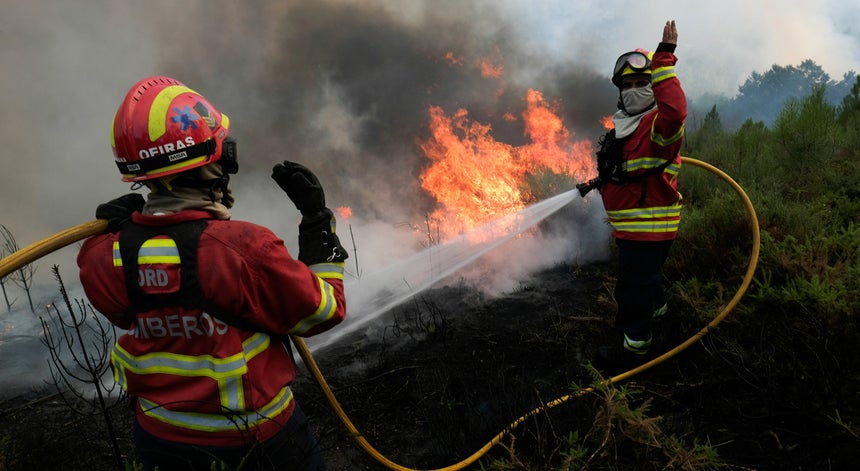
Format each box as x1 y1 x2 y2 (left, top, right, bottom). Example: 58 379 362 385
612 51 652 87
613 51 650 78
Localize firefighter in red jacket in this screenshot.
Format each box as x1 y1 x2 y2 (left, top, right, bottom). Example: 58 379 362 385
585 21 686 359
77 76 347 470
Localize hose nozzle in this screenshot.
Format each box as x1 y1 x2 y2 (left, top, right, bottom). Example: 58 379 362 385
576 177 602 197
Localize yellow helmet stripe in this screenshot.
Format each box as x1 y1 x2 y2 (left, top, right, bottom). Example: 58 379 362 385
149 85 197 141
110 113 117 148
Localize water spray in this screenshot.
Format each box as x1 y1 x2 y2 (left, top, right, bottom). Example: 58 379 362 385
310 187 583 352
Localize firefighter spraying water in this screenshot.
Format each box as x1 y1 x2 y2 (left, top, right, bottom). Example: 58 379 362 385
577 20 687 367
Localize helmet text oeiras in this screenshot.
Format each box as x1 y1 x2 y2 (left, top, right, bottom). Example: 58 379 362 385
138 136 196 160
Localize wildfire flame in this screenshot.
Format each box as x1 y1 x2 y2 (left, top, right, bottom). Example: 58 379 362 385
443 51 465 67
600 114 614 130
418 89 595 239
337 206 352 220
479 58 504 79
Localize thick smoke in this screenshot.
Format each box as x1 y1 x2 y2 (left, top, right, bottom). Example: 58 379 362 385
141 1 615 225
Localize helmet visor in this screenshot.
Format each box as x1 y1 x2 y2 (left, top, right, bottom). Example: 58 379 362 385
613 51 651 78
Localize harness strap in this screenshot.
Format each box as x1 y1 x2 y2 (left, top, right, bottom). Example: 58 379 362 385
117 219 255 331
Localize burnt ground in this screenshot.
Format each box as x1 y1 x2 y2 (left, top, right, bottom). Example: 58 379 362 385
1 261 859 470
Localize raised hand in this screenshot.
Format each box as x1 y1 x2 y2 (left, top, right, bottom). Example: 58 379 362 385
662 20 678 45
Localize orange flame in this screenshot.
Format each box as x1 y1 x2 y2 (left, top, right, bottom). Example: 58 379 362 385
480 46 507 97
600 115 614 129
443 51 465 66
337 206 352 220
418 89 595 238
479 58 504 78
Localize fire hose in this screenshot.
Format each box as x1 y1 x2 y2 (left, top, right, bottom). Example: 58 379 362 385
0 156 759 470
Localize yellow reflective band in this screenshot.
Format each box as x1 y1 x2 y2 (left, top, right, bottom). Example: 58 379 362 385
651 66 676 85
138 386 294 433
242 332 270 360
606 205 682 220
149 85 197 141
220 375 245 411
137 239 180 264
112 332 272 414
141 155 209 179
113 349 128 388
111 342 249 380
113 241 122 267
651 118 685 147
113 239 181 266
289 277 338 335
610 220 680 232
626 156 680 175
607 203 682 233
219 333 268 410
308 262 345 280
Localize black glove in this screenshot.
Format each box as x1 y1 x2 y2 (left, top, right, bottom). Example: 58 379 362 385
96 193 145 232
271 161 326 217
297 208 348 265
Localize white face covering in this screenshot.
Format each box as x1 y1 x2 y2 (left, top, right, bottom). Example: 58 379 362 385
621 84 655 115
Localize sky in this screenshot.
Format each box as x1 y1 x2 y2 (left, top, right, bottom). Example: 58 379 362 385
1 0 859 396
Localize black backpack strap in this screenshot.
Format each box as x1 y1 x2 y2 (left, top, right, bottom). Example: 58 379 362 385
117 220 256 331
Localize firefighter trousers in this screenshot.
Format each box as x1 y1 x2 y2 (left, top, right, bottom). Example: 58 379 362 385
133 401 327 471
614 238 674 344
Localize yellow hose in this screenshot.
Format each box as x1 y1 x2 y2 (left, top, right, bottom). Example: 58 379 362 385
0 156 759 471
0 219 109 279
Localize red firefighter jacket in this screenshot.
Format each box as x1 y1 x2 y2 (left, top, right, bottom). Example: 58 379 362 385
600 50 687 241
77 210 346 446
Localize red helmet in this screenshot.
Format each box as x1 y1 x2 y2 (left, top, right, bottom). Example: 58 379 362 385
111 76 230 182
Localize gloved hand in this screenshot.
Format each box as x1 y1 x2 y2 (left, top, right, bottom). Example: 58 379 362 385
297 208 348 265
96 193 145 232
271 161 326 217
